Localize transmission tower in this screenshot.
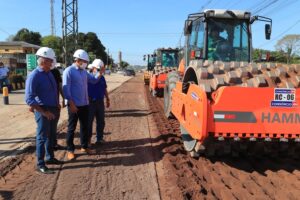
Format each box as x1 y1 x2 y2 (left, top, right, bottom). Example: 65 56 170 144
62 0 78 66
50 0 56 36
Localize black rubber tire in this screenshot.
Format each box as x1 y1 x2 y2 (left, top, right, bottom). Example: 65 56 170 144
164 72 179 118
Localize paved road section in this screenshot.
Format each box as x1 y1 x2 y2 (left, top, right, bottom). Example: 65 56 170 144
0 73 132 160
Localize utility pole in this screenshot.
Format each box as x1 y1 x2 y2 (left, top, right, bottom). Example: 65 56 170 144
106 48 109 66
50 0 56 36
62 0 78 67
110 53 113 70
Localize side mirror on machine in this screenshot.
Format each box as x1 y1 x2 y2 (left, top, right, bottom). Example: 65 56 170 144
251 15 272 40
265 24 271 40
184 20 193 35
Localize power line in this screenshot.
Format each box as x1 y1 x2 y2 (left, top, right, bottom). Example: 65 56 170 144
201 0 214 10
252 0 280 15
209 0 220 9
97 32 181 39
262 0 298 16
225 0 242 9
247 0 267 11
0 28 11 36
97 32 181 35
257 19 300 48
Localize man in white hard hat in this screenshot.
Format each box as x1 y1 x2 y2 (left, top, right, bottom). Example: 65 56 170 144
62 49 101 160
87 59 110 145
87 64 94 74
25 47 63 174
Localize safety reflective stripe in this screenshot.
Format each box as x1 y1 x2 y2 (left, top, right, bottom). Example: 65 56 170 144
214 114 224 119
214 111 257 123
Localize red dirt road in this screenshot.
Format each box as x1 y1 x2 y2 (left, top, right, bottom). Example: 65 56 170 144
1 75 300 200
0 76 161 200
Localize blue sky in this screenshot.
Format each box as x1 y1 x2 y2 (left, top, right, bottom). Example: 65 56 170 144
0 0 299 65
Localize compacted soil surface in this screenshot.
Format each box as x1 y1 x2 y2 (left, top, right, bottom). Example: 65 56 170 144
1 75 300 200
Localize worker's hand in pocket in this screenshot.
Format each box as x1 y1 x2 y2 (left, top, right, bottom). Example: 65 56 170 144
43 111 56 120
29 107 34 113
70 103 78 113
106 100 110 108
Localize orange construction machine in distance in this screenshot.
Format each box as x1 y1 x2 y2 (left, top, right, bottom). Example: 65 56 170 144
149 48 180 97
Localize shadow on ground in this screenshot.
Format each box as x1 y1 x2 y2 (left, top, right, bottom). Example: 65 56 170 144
0 190 13 200
54 133 181 171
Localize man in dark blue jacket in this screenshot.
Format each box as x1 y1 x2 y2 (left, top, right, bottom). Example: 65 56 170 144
88 59 110 145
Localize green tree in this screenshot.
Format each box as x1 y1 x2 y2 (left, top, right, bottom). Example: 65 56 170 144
272 50 286 63
76 32 111 65
13 28 42 45
63 32 111 65
120 61 129 68
41 35 62 62
275 34 300 64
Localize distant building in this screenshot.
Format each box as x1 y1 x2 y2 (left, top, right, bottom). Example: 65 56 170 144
0 41 40 68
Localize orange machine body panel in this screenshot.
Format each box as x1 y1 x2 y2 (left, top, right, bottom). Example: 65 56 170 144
150 73 168 90
171 83 208 142
171 83 300 142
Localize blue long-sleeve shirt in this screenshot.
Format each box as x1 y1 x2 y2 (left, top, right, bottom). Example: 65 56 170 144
88 76 107 100
25 67 58 107
63 64 100 106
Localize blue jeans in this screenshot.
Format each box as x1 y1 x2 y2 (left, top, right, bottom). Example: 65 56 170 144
88 99 105 142
0 77 9 88
34 107 59 168
53 111 60 146
66 105 89 152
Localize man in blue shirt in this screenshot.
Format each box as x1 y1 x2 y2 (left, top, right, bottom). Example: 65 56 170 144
0 61 10 89
63 49 101 160
87 59 110 145
25 47 63 174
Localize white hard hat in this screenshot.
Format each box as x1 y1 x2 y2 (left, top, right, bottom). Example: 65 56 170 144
87 64 94 69
73 49 89 62
92 59 104 69
36 47 56 60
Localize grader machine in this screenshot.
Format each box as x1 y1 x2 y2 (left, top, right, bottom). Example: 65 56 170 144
149 48 180 97
164 9 300 157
